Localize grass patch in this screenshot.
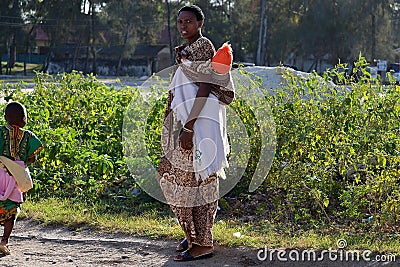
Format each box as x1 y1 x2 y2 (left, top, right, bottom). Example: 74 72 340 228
1 61 42 76
20 198 400 254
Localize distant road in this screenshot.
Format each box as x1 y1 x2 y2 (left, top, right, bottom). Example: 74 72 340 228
0 76 145 91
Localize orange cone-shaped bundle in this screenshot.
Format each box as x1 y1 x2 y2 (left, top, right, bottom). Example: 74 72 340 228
212 42 233 74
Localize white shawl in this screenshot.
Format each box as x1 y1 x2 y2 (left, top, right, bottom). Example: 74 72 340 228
169 64 230 181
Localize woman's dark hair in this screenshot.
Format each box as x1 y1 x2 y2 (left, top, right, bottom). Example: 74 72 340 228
178 5 205 21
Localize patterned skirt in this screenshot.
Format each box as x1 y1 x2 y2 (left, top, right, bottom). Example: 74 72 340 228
158 146 219 248
0 200 20 225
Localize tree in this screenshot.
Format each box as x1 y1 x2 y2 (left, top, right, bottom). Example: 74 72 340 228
165 0 174 66
87 0 98 74
228 0 259 62
187 0 231 47
296 0 341 71
256 0 268 65
103 0 165 70
2 0 400 75
0 0 25 75
22 0 45 75
31 0 86 71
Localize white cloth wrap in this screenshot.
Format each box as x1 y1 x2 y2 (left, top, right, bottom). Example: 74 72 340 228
169 65 229 181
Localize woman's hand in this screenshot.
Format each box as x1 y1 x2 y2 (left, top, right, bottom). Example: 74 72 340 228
178 82 211 151
179 130 194 150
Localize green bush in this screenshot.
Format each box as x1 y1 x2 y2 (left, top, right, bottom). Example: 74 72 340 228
263 56 400 230
1 56 399 231
3 72 134 205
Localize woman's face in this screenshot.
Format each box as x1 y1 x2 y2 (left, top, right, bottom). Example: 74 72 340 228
177 11 203 43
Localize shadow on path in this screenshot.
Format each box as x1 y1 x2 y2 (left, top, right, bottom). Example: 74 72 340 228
0 219 396 267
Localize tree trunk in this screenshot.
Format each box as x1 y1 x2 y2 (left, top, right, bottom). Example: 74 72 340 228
24 55 27 76
261 0 268 65
117 0 135 76
24 25 36 76
42 43 53 73
256 0 268 65
371 0 377 62
73 41 81 70
118 3 131 75
166 0 174 66
84 44 90 74
90 1 97 75
6 34 16 75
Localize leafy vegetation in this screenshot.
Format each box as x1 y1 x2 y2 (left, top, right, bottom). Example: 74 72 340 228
258 56 400 233
1 57 400 250
2 72 136 208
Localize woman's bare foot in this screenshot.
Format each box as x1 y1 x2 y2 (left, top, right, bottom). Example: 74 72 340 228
0 242 10 255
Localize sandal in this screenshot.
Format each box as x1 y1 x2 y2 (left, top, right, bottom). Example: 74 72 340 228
174 250 213 261
0 244 10 255
176 238 188 252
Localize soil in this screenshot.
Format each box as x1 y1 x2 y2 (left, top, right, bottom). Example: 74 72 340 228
0 219 398 267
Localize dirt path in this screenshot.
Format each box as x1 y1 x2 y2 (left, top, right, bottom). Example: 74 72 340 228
0 219 397 267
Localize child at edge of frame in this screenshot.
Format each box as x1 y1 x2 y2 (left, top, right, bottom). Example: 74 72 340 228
0 101 43 255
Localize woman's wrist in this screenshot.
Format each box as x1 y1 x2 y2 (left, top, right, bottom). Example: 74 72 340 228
184 121 194 131
183 126 194 133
